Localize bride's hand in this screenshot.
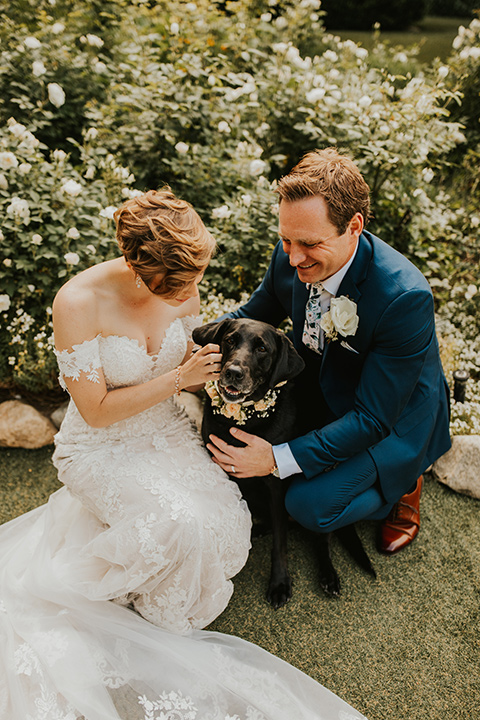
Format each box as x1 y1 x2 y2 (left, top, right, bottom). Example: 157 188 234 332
179 344 221 389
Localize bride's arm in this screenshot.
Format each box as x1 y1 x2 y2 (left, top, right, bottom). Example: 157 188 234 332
53 288 220 428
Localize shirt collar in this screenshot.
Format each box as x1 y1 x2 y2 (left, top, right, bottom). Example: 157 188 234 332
310 239 359 297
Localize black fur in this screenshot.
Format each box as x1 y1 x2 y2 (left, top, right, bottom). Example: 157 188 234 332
193 317 376 606
193 318 304 608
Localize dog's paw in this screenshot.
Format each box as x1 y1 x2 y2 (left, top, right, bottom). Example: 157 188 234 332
266 576 292 610
318 566 341 598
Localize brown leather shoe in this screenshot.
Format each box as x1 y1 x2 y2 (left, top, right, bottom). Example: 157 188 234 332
380 476 423 554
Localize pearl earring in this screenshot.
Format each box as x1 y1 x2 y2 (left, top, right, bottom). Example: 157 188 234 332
135 275 142 289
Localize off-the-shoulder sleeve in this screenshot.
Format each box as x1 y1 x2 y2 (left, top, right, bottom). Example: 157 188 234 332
180 315 202 343
54 336 102 391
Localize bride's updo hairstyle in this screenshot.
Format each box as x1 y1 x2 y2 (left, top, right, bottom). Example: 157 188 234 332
115 187 216 299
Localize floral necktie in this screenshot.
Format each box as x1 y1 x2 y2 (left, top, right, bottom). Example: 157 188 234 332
302 283 325 354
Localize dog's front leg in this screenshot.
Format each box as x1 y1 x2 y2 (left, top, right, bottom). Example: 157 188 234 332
264 476 292 609
317 532 341 597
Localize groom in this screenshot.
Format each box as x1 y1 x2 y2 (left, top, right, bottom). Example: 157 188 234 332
207 148 451 554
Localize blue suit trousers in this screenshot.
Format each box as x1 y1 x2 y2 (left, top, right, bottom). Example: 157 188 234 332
285 452 394 533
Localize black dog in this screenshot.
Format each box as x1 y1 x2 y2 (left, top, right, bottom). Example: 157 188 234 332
192 317 305 609
193 317 376 607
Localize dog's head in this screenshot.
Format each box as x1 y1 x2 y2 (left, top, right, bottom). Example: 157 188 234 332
192 318 305 403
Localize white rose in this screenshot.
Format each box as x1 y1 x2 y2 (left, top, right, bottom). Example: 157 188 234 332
0 152 19 171
53 149 67 162
249 159 267 176
19 163 32 175
32 60 46 77
465 284 477 301
275 16 288 30
438 66 449 80
3 258 12 267
94 61 107 74
24 37 42 49
61 179 82 196
99 205 117 219
31 233 43 245
329 296 359 337
47 82 66 107
52 22 65 34
175 141 189 154
170 22 179 35
6 197 30 223
218 121 231 133
319 310 336 338
212 204 232 220
0 294 11 312
28 285 35 292
86 34 104 47
64 252 80 265
306 88 325 103
67 227 80 239
358 95 372 108
422 168 434 183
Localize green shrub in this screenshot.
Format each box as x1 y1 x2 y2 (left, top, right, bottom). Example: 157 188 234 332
0 119 135 392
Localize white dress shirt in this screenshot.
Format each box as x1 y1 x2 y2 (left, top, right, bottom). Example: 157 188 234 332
273 241 359 479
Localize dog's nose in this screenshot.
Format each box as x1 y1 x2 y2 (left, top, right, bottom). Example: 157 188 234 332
225 365 244 383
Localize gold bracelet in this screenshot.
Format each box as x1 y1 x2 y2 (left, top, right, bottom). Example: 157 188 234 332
174 366 182 396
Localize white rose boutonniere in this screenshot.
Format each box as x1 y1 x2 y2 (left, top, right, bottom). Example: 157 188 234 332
320 295 359 343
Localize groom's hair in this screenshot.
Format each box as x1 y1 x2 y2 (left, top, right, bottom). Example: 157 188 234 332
275 148 371 234
115 187 216 299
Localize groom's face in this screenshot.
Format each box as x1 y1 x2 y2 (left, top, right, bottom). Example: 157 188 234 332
278 196 361 285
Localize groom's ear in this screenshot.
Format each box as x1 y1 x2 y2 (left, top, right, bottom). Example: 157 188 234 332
192 319 235 347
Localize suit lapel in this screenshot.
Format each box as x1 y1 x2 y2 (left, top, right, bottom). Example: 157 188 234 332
291 232 373 356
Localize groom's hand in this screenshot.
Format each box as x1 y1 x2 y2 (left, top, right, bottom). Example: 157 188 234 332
207 427 275 479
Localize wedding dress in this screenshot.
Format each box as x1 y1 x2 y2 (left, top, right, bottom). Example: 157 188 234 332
0 315 367 720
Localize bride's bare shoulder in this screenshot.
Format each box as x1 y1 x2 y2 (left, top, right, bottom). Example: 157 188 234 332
53 260 117 349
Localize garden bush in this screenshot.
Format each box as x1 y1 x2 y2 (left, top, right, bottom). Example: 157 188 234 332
0 119 136 392
0 0 478 438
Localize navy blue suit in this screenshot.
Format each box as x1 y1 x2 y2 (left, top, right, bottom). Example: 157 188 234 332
230 230 451 530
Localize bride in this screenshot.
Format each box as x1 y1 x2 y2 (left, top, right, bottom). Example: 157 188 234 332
0 188 366 719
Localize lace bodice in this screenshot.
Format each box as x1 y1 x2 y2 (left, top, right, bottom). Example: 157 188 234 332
54 315 201 446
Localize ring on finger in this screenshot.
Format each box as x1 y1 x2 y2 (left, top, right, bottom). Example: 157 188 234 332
231 465 236 474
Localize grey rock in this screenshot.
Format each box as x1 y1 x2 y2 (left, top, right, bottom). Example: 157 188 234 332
0 400 57 449
432 435 480 499
50 402 69 429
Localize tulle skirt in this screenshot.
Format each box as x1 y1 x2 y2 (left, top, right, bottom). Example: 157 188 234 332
0 487 366 720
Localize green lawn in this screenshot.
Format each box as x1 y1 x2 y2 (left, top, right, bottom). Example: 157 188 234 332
330 15 472 63
1 444 480 719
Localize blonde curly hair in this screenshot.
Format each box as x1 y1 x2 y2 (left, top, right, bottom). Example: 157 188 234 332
115 188 216 298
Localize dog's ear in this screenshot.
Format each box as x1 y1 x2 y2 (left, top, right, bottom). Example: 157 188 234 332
269 332 305 388
192 319 235 347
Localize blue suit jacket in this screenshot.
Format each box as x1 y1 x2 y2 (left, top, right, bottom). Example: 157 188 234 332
230 230 451 503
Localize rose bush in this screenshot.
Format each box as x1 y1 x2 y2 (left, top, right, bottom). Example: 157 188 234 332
0 119 135 392
0 0 478 436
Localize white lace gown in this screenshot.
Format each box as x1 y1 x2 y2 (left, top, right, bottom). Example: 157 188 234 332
0 316 367 720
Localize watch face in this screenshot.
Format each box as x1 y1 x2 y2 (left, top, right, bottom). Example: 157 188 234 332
272 466 280 478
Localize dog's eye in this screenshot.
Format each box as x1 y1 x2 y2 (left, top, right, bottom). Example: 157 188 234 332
225 336 235 347
256 345 267 353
